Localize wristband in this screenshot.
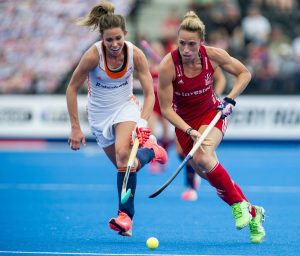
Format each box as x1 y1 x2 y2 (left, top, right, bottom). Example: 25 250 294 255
185 127 194 135
224 97 236 106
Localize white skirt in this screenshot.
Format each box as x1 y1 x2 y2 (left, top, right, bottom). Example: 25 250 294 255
88 98 141 148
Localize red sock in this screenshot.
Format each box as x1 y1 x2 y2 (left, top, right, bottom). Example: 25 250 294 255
233 181 256 217
206 163 243 205
232 181 248 201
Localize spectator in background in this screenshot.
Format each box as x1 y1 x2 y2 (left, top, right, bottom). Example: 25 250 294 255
264 0 297 13
273 43 298 93
0 0 137 94
246 42 276 93
221 2 242 36
207 28 230 51
267 25 295 93
0 0 97 93
160 6 181 53
241 6 271 45
111 0 137 17
209 0 241 36
292 30 300 68
291 32 300 93
1 1 300 95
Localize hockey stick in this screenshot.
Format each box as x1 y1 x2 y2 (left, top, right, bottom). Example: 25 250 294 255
149 111 222 198
140 40 162 64
120 138 140 204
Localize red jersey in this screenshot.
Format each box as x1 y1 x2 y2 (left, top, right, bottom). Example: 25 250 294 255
171 45 219 121
150 65 162 115
149 65 159 92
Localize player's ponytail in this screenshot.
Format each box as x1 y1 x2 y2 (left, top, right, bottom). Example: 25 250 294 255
77 1 126 35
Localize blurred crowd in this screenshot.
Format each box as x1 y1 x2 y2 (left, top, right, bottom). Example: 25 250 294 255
0 0 137 94
1 0 300 94
143 0 300 94
194 0 300 94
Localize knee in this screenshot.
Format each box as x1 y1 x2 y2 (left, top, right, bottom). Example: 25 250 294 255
193 153 216 171
116 147 129 167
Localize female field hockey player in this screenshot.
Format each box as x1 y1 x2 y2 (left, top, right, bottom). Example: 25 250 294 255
179 67 227 201
66 1 167 237
157 11 266 243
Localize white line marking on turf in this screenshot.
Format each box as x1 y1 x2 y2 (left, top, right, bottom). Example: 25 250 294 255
0 251 244 256
0 146 102 154
0 184 299 193
0 184 114 191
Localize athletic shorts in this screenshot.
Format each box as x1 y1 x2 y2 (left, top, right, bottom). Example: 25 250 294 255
89 98 140 148
175 109 227 156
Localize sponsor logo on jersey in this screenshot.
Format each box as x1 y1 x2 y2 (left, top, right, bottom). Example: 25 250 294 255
178 79 184 85
174 85 210 96
204 72 212 86
95 80 128 89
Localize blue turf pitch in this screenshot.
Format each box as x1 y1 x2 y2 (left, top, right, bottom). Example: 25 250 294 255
0 141 300 256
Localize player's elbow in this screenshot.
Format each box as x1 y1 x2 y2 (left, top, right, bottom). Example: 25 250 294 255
246 69 252 81
66 84 77 98
241 69 252 85
160 106 171 120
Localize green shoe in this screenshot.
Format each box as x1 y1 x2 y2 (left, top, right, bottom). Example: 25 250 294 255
232 200 252 229
249 206 266 243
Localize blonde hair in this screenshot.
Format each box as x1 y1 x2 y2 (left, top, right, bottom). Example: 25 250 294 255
179 11 205 40
77 1 126 35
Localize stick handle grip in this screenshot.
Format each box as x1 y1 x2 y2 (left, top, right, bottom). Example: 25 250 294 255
140 40 162 63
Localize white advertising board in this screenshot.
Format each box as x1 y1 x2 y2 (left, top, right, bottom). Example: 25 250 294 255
0 95 299 140
0 95 91 139
225 96 300 140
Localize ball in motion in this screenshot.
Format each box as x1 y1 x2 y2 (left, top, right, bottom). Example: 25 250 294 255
146 237 159 250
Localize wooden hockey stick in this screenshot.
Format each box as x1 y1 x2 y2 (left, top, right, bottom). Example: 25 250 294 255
120 138 140 204
149 111 222 198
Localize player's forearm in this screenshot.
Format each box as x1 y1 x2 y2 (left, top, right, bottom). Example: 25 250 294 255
140 91 155 121
161 107 190 133
227 70 251 99
66 86 81 129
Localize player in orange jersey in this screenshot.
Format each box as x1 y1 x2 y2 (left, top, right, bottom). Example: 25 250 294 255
66 1 167 237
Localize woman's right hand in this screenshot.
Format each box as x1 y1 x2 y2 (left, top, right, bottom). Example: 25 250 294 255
68 128 86 150
189 129 214 152
130 119 151 146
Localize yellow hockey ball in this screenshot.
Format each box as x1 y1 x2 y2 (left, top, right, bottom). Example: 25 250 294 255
146 237 159 250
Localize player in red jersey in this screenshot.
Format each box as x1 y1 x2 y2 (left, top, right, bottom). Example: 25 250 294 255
157 11 266 243
179 67 226 201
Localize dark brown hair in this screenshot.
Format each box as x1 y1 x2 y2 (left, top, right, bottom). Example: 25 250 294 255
77 1 126 35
